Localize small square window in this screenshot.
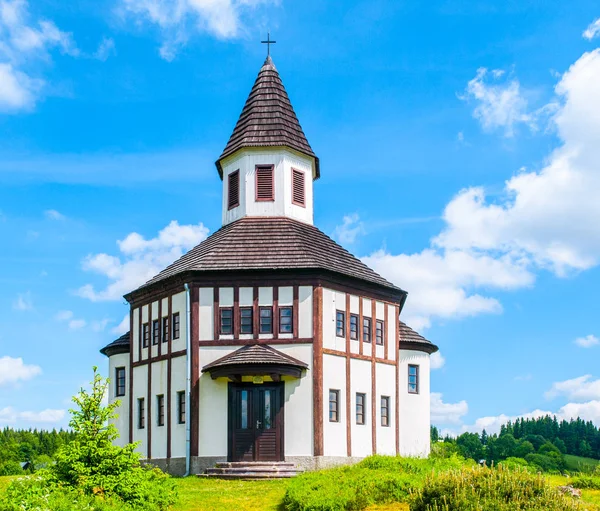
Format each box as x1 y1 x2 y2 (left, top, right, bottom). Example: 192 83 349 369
152 320 160 345
363 317 371 343
329 389 340 422
259 307 273 334
376 320 384 346
279 306 293 334
356 393 366 425
336 310 345 337
115 367 126 397
177 391 186 424
142 323 150 348
157 394 165 427
381 396 390 427
240 307 253 335
408 365 419 394
138 398 145 429
162 316 169 343
350 314 358 340
220 308 233 335
172 312 180 340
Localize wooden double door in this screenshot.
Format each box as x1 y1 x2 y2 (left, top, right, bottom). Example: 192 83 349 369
228 383 284 462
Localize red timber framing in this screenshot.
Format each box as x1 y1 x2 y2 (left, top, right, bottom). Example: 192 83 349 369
147 301 152 458
384 305 389 360
166 294 172 459
371 299 377 454
312 285 324 456
129 309 135 444
273 286 279 336
395 305 400 454
345 293 352 457
191 286 200 457
293 286 299 338
358 298 364 356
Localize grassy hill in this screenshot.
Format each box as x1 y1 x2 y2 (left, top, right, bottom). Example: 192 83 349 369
565 454 600 473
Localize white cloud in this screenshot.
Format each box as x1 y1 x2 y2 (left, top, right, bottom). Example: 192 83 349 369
575 334 599 348
111 314 129 335
68 318 86 330
545 375 600 402
12 291 32 310
430 351 445 370
0 62 40 111
92 318 111 332
55 309 86 330
44 209 65 220
118 0 278 60
0 406 64 424
431 392 468 424
332 213 365 245
94 37 115 61
76 220 209 301
55 310 73 321
0 356 41 385
583 18 600 40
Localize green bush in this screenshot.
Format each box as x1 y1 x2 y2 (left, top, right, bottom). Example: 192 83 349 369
498 457 530 471
526 452 565 473
410 465 584 511
571 475 600 489
0 462 23 477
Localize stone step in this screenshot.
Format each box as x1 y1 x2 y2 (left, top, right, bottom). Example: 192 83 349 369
215 461 295 468
201 461 303 480
206 467 300 475
201 472 299 479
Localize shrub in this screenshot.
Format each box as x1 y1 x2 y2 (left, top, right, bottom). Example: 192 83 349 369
0 461 23 477
410 465 585 511
571 475 600 490
498 457 530 471
526 453 564 473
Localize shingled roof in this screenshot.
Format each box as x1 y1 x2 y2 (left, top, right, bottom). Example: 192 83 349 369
216 56 319 178
399 321 438 354
100 331 130 357
132 217 403 296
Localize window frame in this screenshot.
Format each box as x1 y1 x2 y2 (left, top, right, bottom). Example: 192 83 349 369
255 164 275 202
279 306 293 334
375 319 384 346
138 398 145 429
115 367 126 397
177 391 186 424
381 396 390 427
350 314 358 340
157 394 165 427
219 307 233 335
329 389 340 423
142 323 150 348
363 317 372 344
172 312 180 340
408 364 420 394
152 319 160 345
228 169 240 210
291 168 306 207
356 393 366 425
336 310 345 338
240 307 253 335
259 306 273 334
162 316 169 343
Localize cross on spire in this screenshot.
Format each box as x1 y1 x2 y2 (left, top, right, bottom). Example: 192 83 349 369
261 32 276 57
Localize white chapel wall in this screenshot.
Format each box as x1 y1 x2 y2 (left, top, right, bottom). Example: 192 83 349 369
151 360 168 459
350 358 372 457
170 355 187 458
107 352 130 448
376 362 396 455
322 353 347 456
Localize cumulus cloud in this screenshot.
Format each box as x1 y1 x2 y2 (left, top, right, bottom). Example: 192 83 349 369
431 392 468 424
111 314 129 335
545 375 600 402
118 0 278 60
575 334 599 348
55 309 86 330
93 36 115 61
0 406 65 424
76 220 209 301
430 351 445 370
332 213 365 245
12 291 32 310
44 209 65 220
583 18 600 40
0 356 41 385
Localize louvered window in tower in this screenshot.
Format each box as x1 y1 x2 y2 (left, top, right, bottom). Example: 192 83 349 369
228 170 240 210
292 168 305 207
255 165 274 201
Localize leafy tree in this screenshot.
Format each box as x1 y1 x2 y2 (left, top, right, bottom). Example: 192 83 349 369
456 433 484 461
553 438 567 454
480 429 488 446
514 440 534 458
430 426 440 443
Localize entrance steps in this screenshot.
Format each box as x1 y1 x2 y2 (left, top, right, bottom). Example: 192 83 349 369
201 461 303 479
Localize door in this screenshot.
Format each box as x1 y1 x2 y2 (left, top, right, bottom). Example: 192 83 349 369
228 383 284 462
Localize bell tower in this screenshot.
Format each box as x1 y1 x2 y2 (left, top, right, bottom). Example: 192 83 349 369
215 56 320 227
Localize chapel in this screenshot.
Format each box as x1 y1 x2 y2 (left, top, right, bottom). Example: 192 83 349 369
100 55 439 477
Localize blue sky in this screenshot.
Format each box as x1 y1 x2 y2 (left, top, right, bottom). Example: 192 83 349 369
1 0 600 435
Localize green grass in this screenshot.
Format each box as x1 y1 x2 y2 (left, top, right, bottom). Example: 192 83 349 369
565 455 600 473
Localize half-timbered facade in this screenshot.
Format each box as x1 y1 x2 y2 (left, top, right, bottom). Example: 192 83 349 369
101 56 438 475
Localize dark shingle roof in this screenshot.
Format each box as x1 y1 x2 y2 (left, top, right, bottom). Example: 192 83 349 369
216 56 319 178
100 331 130 357
136 217 402 294
399 321 438 354
202 344 309 372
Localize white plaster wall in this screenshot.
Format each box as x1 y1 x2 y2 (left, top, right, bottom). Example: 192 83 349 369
108 352 130 447
239 287 253 306
151 360 168 459
132 365 147 456
375 301 385 359
279 286 293 305
298 286 313 339
322 353 347 457
221 148 315 226
376 363 396 455
141 305 149 361
349 295 360 354
398 349 431 457
220 287 234 307
172 291 186 349
350 358 372 457
386 305 397 361
199 288 214 341
322 288 335 350
171 356 187 458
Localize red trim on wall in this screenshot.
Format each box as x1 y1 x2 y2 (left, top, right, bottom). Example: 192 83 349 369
191 286 200 457
345 293 352 457
395 306 400 455
233 287 240 338
371 299 377 455
358 298 363 356
253 287 259 339
384 304 389 360
157 299 162 358
322 348 395 366
147 301 152 459
293 285 299 338
129 308 135 444
313 285 324 457
273 286 279 336
213 287 219 341
166 294 172 459
132 349 187 367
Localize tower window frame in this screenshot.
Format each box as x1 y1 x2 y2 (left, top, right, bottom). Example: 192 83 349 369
291 168 306 207
255 165 275 202
228 170 240 210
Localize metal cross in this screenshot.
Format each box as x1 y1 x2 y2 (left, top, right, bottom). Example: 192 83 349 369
261 32 276 56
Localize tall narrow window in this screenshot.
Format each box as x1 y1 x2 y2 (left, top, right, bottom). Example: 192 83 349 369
292 168 305 207
228 170 240 210
240 307 253 334
162 316 169 343
138 398 145 429
336 311 345 337
408 365 419 394
152 319 160 345
363 317 372 343
115 367 126 397
329 390 340 422
376 320 384 346
381 396 390 427
157 394 165 427
220 308 233 335
142 323 150 348
279 306 293 334
177 391 186 424
260 307 273 334
255 165 274 201
350 314 358 340
356 393 366 425
172 312 180 340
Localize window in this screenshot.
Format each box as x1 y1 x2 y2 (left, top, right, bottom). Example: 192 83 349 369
259 307 273 334
408 365 419 394
162 316 169 343
376 320 384 346
220 308 233 335
228 170 240 210
356 393 366 425
115 367 126 397
255 165 274 201
172 312 180 340
329 390 340 422
138 398 145 429
240 307 253 334
336 310 345 337
279 306 293 334
152 319 160 345
177 391 186 424
142 323 150 348
350 314 358 340
292 168 305 207
381 396 390 427
157 395 165 427
363 317 372 343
